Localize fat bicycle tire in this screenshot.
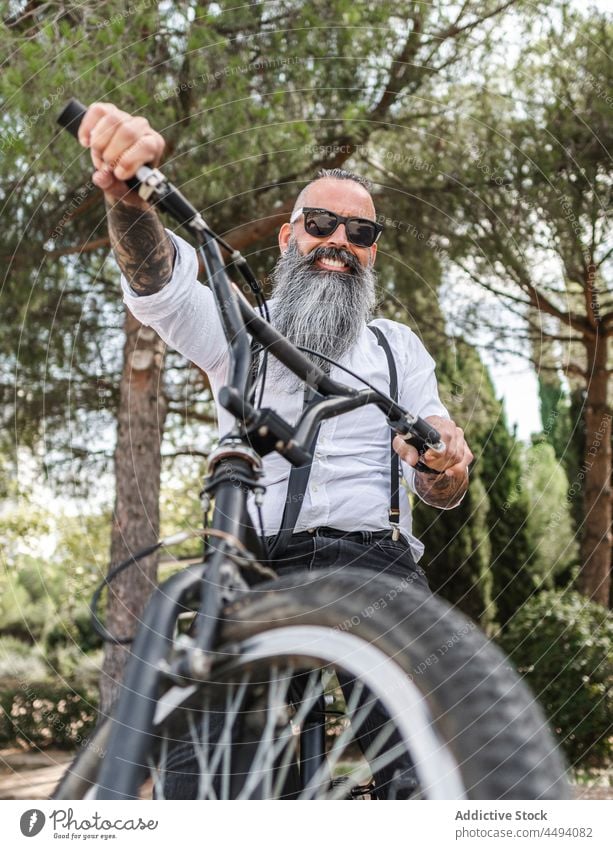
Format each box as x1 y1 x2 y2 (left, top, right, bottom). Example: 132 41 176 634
53 567 570 800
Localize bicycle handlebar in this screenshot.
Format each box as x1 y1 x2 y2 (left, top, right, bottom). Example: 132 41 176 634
58 98 209 227
56 97 444 458
58 98 257 400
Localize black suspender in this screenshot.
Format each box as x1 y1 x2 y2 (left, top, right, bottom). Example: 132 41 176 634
269 324 402 559
367 325 401 537
267 386 320 561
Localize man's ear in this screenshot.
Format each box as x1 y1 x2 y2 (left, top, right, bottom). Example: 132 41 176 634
370 242 378 265
278 222 292 253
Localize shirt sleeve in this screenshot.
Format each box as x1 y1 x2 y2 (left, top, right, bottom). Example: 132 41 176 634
392 323 450 495
396 326 449 420
120 229 229 374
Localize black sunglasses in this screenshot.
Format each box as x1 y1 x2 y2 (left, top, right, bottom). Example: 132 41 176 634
290 206 383 248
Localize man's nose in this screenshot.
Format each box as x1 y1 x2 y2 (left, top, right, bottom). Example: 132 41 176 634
323 222 350 248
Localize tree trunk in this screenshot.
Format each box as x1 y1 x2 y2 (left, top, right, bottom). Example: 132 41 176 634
577 331 611 607
99 309 168 716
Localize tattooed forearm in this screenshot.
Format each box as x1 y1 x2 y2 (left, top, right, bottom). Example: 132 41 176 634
414 468 468 509
106 198 175 295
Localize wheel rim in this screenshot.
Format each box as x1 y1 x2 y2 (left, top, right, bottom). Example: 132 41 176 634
151 626 466 800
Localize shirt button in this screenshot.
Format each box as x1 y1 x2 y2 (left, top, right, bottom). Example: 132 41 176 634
312 484 319 492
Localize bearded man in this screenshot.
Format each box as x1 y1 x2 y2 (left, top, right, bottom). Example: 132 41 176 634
79 103 473 798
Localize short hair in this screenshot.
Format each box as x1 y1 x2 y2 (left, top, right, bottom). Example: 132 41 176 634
314 168 372 193
292 168 373 215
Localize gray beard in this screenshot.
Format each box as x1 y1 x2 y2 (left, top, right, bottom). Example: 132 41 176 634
267 238 377 391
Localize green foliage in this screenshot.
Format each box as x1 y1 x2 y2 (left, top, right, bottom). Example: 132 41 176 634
565 388 587 531
0 548 103 645
484 432 578 629
406 7 613 603
499 591 613 769
0 636 48 682
0 679 98 750
0 460 209 661
523 440 579 586
412 339 574 632
0 0 534 485
538 376 585 536
0 556 57 641
0 482 109 650
413 340 502 629
481 412 534 629
159 458 207 561
45 605 103 655
538 377 571 462
415 472 494 628
0 633 101 750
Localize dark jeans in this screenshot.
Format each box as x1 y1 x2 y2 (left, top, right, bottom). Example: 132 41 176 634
267 526 429 591
161 528 429 799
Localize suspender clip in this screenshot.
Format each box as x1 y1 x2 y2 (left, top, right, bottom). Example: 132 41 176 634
391 524 401 542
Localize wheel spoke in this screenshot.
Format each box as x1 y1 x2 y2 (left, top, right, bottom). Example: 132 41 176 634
299 679 369 800
270 667 323 798
148 734 168 800
190 674 250 799
148 612 471 801
221 687 232 799
191 706 216 800
157 664 417 800
57 586 566 801
327 724 401 800
237 664 291 799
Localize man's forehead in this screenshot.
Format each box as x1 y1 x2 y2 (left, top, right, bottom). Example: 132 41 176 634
300 178 376 219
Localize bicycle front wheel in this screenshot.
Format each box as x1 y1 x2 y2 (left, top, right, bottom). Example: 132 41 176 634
55 568 570 800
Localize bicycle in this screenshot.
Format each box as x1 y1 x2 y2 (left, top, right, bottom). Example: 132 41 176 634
53 99 570 801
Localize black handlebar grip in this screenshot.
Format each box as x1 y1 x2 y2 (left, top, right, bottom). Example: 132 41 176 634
57 98 87 139
57 97 143 194
411 416 442 448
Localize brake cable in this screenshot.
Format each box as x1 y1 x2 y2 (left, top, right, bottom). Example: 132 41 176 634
89 528 276 645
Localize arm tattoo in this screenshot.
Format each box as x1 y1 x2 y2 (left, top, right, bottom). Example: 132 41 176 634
414 468 468 510
106 198 175 295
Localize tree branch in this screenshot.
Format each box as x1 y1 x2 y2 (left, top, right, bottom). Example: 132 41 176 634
46 237 110 258
162 450 210 459
424 0 520 45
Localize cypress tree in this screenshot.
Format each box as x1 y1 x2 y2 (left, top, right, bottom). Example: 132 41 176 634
482 413 534 629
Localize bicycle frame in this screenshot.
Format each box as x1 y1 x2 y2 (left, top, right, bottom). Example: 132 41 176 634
95 261 423 798
92 212 450 799
56 97 445 798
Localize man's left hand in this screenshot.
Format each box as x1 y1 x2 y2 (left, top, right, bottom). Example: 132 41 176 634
393 415 473 478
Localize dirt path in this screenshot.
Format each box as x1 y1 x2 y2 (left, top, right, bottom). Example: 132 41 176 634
1 748 611 799
0 749 72 800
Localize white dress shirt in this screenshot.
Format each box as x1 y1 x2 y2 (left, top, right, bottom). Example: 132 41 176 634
121 230 450 561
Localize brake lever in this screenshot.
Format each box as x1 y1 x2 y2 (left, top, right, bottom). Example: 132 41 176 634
392 415 446 475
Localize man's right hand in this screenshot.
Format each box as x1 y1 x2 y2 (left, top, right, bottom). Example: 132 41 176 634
77 103 175 295
77 102 166 205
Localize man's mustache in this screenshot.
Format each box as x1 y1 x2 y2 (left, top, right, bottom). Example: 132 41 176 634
304 245 361 275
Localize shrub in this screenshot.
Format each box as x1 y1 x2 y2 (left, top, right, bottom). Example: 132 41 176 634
47 646 103 690
499 590 613 769
45 604 103 654
0 678 98 749
0 636 49 682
